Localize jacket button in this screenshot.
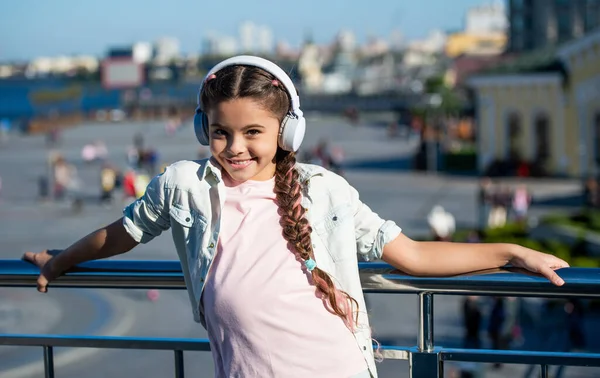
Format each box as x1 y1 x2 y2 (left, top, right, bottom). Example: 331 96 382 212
209 243 215 248
185 217 191 222
333 216 338 221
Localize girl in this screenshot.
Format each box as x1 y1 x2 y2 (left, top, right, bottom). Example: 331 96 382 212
23 56 568 378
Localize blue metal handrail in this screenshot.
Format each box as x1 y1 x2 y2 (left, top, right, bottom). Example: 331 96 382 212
1 260 599 378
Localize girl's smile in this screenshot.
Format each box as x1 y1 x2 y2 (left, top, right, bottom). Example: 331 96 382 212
225 158 256 170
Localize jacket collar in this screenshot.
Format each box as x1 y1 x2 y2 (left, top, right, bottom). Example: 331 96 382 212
199 157 223 184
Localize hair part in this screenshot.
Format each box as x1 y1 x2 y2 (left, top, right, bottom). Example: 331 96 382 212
201 65 289 123
201 64 360 329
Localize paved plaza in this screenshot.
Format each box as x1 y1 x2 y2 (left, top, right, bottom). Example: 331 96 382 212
0 114 597 377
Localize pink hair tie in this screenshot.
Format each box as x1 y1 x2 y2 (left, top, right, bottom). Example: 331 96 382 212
206 74 217 83
272 79 279 86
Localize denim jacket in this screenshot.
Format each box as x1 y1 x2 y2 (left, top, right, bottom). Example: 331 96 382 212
122 158 402 378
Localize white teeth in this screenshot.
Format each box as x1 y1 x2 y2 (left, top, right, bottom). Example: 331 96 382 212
227 159 253 167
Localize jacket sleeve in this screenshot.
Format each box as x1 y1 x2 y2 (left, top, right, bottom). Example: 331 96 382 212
349 184 402 261
122 171 171 244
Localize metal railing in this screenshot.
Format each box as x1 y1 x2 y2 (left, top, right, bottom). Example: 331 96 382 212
1 260 600 378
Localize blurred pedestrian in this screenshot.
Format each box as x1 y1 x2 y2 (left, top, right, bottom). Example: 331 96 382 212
427 205 455 241
100 164 117 205
477 177 493 231
512 185 532 223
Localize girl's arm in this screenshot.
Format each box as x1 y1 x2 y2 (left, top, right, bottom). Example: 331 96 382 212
381 233 569 286
22 217 138 292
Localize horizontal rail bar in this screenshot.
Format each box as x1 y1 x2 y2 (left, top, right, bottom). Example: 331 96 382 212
0 334 410 359
1 260 600 298
3 334 598 368
441 348 600 367
0 335 211 351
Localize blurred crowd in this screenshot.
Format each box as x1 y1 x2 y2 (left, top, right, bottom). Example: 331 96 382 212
298 139 345 176
478 178 533 230
41 131 161 212
453 296 587 378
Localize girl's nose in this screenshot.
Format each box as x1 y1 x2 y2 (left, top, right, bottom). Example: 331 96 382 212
227 136 246 154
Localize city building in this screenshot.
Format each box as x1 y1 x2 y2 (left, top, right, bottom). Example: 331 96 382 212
239 21 256 53
24 55 99 78
131 42 153 64
465 0 508 34
446 1 508 58
256 26 274 54
153 37 180 64
469 29 600 177
202 32 238 57
298 41 325 93
508 0 600 53
237 21 274 54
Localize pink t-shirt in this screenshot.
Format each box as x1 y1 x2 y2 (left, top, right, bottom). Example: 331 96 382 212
202 174 367 378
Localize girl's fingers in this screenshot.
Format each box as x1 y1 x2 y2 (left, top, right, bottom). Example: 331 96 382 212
22 251 38 264
540 265 565 286
37 276 48 293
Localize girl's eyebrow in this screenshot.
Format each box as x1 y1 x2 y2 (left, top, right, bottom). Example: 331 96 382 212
210 123 266 130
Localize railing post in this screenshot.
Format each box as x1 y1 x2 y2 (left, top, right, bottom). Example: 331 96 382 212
418 292 434 353
43 346 55 378
410 293 440 378
174 350 184 378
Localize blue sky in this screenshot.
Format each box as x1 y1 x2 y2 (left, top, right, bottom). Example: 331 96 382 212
0 0 504 61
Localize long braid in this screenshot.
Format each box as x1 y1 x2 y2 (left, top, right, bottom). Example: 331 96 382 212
273 150 359 329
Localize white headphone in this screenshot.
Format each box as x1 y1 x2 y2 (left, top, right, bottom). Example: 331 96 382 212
193 55 306 152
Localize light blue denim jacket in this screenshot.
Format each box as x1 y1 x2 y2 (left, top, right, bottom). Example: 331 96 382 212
122 158 402 378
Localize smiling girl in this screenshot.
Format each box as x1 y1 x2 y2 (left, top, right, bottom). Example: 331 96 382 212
24 56 568 378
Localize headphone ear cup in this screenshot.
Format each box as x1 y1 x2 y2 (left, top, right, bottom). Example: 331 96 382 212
194 111 210 146
279 114 306 152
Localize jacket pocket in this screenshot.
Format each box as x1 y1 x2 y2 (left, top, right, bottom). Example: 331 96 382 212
313 204 354 262
169 205 207 261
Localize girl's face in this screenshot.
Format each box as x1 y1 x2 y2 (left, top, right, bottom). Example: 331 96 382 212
207 98 280 182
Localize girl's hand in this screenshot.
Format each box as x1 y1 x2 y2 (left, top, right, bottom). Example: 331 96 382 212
21 249 63 293
509 246 570 286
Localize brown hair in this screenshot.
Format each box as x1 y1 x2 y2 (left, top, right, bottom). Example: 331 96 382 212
201 65 359 328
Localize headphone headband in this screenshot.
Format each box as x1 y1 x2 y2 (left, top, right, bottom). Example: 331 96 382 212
198 55 301 116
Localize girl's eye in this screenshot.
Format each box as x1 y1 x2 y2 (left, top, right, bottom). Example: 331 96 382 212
246 129 260 136
213 129 227 136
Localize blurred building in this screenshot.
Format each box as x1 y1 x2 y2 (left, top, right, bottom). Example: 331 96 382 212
446 1 508 58
131 43 153 64
465 0 508 34
239 21 256 53
202 32 238 56
318 30 358 94
238 21 274 54
0 64 16 78
298 41 324 93
25 55 99 78
154 37 180 64
256 26 274 54
108 43 153 64
508 0 600 52
469 29 600 177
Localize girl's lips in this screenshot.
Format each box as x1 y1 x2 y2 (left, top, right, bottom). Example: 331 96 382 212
226 158 255 169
